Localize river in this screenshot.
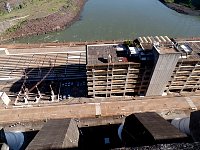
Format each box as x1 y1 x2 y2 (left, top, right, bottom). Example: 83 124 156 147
14 0 200 43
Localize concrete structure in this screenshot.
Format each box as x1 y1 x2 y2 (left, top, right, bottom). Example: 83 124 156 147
0 38 199 149
0 95 198 124
165 39 200 94
190 111 200 142
0 37 199 104
0 45 87 105
138 36 200 96
86 44 154 97
26 119 79 149
121 112 187 146
146 45 181 96
86 36 184 97
0 92 10 106
12 112 195 149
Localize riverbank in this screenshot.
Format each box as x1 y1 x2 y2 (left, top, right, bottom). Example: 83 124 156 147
0 0 85 42
160 0 200 16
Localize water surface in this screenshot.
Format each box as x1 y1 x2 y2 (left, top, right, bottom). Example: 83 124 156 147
14 0 200 43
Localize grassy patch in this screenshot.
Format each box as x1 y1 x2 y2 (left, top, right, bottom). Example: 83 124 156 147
5 19 27 33
0 0 76 22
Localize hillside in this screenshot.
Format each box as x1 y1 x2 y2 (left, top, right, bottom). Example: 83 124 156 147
0 0 85 41
161 0 200 16
163 0 200 9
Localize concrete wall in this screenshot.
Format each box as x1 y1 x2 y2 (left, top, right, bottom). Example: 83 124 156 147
26 119 79 149
190 111 200 142
146 47 181 96
63 119 79 148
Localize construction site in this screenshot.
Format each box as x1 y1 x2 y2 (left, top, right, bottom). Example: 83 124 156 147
0 44 87 106
87 36 200 98
0 36 199 105
0 36 200 149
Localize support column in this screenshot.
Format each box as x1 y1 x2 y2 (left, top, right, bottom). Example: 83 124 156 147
124 65 130 97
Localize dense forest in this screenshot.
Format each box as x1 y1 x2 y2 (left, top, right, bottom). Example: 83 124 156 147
164 0 200 9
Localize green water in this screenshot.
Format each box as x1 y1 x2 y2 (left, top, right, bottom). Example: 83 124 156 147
13 0 200 43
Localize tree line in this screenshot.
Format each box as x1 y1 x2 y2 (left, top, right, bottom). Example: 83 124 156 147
164 0 200 9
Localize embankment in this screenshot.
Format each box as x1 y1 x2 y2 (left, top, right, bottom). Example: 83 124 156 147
1 0 85 42
159 0 200 16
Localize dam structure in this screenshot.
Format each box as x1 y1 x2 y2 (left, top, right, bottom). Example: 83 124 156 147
0 36 199 106
0 36 200 149
87 36 200 98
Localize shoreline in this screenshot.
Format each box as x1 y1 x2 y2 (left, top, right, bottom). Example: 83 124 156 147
0 0 86 42
159 0 200 16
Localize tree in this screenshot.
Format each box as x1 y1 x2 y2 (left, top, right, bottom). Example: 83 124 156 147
192 0 200 9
